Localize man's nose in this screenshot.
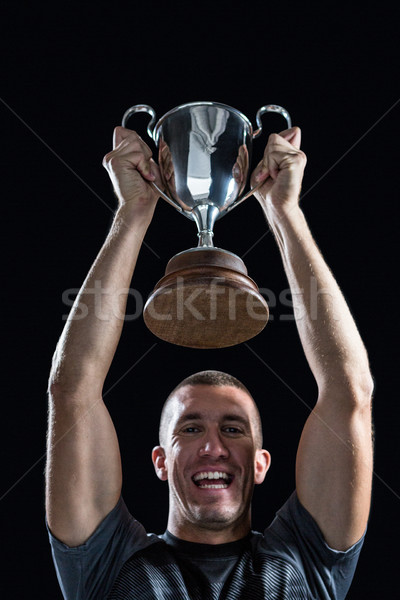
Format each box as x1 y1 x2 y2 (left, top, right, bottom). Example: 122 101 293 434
198 431 229 458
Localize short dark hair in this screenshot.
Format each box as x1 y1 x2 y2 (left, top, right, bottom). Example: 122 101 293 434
159 370 263 448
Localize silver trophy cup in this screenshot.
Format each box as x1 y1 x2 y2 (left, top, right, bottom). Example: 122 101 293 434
122 101 292 348
122 101 291 247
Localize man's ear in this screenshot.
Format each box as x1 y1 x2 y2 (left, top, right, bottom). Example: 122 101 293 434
152 446 168 481
254 449 271 485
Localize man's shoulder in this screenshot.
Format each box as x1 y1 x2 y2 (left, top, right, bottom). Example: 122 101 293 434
249 491 366 600
47 496 161 600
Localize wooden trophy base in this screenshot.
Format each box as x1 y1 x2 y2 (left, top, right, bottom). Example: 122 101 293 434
143 247 269 348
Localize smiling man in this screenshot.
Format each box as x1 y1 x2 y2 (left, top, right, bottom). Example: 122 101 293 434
46 126 373 599
153 374 271 545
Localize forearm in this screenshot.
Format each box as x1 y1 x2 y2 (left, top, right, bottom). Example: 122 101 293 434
50 205 152 398
267 204 372 397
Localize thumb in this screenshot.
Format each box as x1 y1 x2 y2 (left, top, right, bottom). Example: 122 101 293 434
252 159 269 184
149 158 164 189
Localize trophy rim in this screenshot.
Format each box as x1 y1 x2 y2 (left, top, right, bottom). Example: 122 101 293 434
152 101 254 144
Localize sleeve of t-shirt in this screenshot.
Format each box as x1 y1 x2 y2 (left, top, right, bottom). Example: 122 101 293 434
46 497 159 600
264 491 366 600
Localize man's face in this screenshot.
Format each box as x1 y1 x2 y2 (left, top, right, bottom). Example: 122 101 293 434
152 385 270 542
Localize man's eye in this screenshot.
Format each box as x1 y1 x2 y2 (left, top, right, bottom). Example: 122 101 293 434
223 427 241 434
183 427 200 433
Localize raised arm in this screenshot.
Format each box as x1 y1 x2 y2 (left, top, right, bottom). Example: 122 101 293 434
251 128 374 551
46 128 162 547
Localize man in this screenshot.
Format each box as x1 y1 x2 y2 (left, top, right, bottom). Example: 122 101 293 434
46 125 374 599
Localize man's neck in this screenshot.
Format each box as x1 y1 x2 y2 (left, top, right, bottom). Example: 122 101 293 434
167 518 251 545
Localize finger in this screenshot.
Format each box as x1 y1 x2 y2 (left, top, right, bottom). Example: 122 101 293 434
127 151 158 181
103 149 156 182
252 159 270 184
113 126 132 148
149 158 163 187
112 126 145 150
114 137 153 161
268 153 280 180
136 154 157 181
104 135 154 176
278 126 301 149
253 135 279 182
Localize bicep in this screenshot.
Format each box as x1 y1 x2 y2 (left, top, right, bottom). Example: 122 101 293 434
295 394 373 551
46 393 122 547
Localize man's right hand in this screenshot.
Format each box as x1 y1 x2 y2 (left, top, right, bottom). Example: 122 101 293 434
103 126 163 215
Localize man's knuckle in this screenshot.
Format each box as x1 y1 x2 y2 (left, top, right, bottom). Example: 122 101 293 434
108 155 125 171
128 138 151 157
102 152 113 166
297 150 307 164
128 131 142 143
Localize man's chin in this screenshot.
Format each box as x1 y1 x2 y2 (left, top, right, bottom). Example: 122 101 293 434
197 517 231 530
191 507 241 530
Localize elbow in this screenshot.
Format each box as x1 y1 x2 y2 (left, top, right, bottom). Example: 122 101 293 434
47 356 102 404
48 356 63 400
47 371 73 404
361 371 375 401
319 368 374 411
351 377 374 417
350 368 374 408
47 349 70 400
48 377 68 402
47 346 66 398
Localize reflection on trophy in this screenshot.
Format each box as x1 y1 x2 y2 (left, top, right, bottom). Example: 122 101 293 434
122 101 292 348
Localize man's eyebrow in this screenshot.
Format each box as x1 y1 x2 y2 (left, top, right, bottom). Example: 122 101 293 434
176 413 202 425
222 414 251 428
176 413 250 427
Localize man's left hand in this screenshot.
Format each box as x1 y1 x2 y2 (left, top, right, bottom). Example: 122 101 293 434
251 127 306 214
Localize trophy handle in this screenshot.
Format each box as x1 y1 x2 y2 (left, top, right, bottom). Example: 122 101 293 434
122 104 158 139
121 104 183 212
252 104 292 139
225 104 292 212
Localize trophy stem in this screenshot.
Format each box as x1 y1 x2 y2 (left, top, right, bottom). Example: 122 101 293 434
197 230 214 247
192 204 219 248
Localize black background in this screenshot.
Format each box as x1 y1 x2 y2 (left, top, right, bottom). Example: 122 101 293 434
1 1 399 598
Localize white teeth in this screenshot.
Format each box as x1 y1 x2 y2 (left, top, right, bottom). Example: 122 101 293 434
193 471 230 482
200 484 228 489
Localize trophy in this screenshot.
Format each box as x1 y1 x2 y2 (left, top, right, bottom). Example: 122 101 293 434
122 101 291 348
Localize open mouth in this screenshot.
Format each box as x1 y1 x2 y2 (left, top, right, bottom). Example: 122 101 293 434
192 471 233 489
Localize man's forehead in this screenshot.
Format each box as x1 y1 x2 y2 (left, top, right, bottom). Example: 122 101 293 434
170 384 255 418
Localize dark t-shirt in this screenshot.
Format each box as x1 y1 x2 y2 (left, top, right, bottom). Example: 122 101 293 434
47 492 365 599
